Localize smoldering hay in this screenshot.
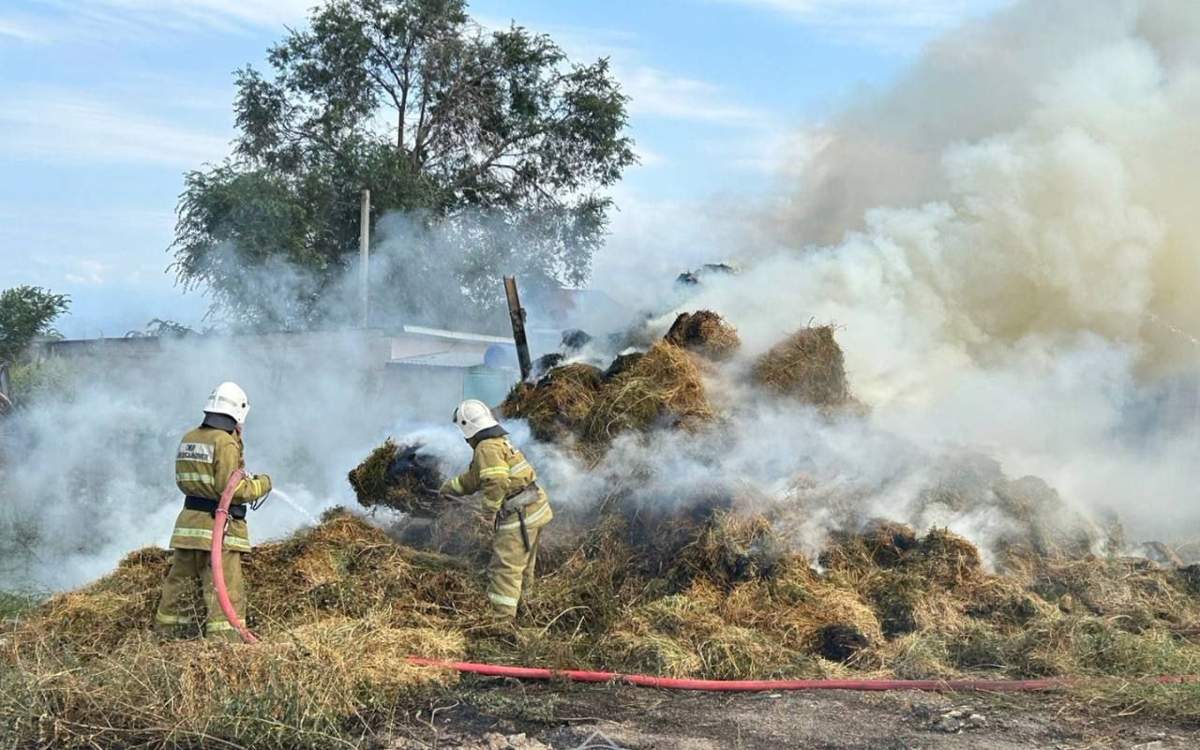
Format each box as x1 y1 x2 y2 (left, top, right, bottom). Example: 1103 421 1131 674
627 0 1200 544
12 3 1200 744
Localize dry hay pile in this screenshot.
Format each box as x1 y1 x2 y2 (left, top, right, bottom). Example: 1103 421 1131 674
1 510 474 749
752 325 850 407
499 341 714 451
664 310 740 361
348 439 444 516
7 504 1200 747
582 342 714 444
501 362 604 442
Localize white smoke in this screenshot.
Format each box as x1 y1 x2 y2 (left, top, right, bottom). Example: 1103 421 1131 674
6 0 1200 591
651 0 1200 543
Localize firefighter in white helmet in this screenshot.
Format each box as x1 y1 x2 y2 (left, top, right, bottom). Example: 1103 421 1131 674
440 399 553 618
154 382 272 640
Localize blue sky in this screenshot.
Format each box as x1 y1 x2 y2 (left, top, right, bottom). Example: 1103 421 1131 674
0 0 1006 337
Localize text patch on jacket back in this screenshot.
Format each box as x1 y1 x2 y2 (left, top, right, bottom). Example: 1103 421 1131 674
178 442 215 463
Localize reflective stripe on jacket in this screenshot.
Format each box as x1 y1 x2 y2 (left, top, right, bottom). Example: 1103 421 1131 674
169 426 271 553
444 436 552 530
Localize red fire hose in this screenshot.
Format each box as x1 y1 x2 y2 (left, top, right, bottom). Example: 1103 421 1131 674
406 658 1197 693
211 468 258 644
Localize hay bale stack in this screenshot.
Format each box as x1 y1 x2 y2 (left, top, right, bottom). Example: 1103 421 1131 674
752 325 849 406
584 342 714 444
347 439 444 517
500 362 605 442
664 310 740 361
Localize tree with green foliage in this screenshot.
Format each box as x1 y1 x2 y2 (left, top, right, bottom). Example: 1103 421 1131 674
172 0 636 329
0 286 69 365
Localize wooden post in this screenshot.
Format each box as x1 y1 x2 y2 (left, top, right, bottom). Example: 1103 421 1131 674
360 189 371 327
503 276 533 382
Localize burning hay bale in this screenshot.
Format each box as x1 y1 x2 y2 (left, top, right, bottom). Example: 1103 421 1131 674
347 439 444 517
752 325 849 406
501 363 605 442
584 342 714 443
664 310 740 361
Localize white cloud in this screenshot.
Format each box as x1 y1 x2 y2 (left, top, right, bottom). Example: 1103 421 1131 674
621 66 770 127
0 90 229 167
0 15 48 42
65 259 109 286
6 0 311 43
633 145 666 168
473 15 767 130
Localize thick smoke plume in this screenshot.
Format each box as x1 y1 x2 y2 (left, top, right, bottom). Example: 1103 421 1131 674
5 0 1200 592
660 0 1200 543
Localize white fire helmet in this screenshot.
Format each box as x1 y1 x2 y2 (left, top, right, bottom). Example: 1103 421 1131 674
452 399 499 439
204 381 250 425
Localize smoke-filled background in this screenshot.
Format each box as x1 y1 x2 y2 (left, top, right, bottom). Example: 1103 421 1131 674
3 0 1200 591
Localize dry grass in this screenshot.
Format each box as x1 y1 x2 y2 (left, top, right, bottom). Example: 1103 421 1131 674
752 325 850 407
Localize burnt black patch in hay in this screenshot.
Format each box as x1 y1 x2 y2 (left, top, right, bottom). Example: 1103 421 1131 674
817 623 871 662
664 310 740 361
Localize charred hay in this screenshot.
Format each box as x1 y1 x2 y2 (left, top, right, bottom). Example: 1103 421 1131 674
347 439 444 517
664 310 740 361
501 343 714 449
583 342 714 444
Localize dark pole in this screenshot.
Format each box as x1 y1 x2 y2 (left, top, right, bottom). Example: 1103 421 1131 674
503 276 533 382
0 363 11 416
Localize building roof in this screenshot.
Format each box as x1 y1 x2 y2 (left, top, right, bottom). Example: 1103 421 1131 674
388 350 493 368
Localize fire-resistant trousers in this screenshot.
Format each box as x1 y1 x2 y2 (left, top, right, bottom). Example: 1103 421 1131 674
154 548 247 641
487 524 541 617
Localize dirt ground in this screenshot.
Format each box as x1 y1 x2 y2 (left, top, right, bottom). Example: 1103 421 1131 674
385 680 1198 750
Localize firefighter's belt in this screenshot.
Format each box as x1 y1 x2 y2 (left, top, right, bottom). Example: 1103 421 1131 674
496 482 539 552
185 495 248 520
502 482 540 511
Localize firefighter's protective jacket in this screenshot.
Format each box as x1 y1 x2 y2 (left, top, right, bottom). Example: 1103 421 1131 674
442 436 553 531
170 425 271 553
